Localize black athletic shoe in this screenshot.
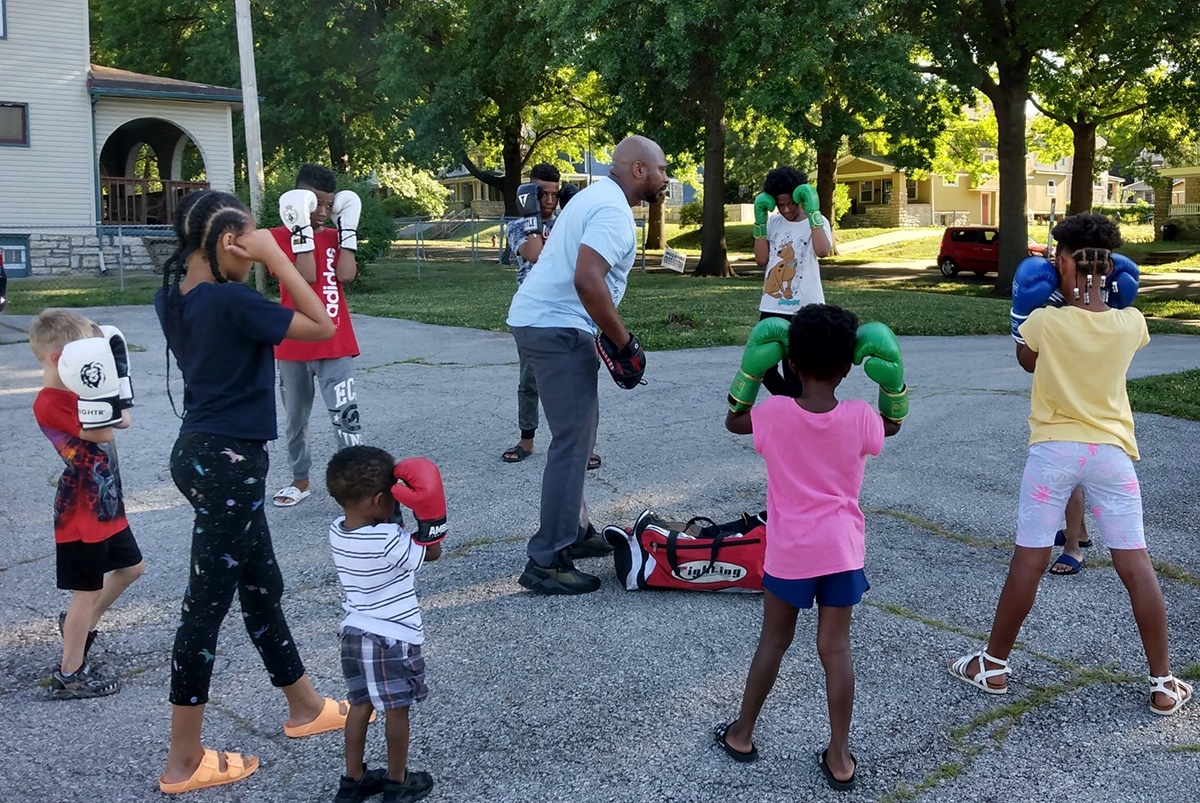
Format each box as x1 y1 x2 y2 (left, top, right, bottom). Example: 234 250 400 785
335 765 388 803
567 534 614 559
380 770 434 803
57 612 98 662
518 557 602 595
49 664 120 700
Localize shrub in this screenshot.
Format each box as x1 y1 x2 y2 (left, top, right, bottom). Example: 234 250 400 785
381 195 428 218
679 199 704 228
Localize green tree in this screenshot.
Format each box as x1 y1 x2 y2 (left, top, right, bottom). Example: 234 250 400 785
893 0 1105 294
557 0 807 276
1029 2 1200 215
381 0 601 215
91 0 409 171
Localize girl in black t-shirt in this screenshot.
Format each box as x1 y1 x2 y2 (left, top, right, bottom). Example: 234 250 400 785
155 191 350 794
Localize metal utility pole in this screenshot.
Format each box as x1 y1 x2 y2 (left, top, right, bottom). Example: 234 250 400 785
235 0 267 291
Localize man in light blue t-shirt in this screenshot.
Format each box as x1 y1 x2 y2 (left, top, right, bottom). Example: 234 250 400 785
507 135 668 595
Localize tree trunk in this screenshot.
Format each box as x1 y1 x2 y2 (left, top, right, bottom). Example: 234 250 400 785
990 82 1030 296
1152 176 1171 240
816 137 839 254
646 195 666 249
501 132 525 216
694 91 731 277
327 126 351 173
1069 119 1098 216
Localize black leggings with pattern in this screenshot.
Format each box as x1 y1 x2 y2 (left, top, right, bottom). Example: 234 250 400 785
168 433 305 706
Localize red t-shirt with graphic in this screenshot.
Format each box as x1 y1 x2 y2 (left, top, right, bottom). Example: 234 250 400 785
33 387 129 544
268 226 361 361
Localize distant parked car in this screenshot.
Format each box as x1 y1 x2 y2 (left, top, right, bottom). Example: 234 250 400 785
937 225 1048 277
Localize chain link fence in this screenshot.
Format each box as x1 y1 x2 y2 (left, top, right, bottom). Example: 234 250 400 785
0 214 649 314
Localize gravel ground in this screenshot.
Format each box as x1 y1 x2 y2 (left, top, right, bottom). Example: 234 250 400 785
1 307 1198 803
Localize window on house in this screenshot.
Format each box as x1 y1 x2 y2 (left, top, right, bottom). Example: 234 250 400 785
941 174 959 187
860 182 873 203
0 103 29 146
906 178 918 199
1046 180 1056 197
0 1 7 39
1 235 30 278
882 179 893 205
1107 184 1115 200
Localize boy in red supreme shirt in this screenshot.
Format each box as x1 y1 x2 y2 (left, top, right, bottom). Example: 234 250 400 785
30 309 145 699
270 164 364 508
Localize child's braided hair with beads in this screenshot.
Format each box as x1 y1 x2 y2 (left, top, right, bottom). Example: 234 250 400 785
1050 213 1123 305
160 190 253 417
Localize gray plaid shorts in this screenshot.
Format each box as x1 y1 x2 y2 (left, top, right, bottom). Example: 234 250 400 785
340 626 429 711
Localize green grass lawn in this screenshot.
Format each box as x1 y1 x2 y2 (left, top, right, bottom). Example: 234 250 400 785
5 260 1197 349
1128 369 1200 421
825 235 944 263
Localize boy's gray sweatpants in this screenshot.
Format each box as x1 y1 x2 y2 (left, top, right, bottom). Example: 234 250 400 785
278 357 363 481
511 326 597 567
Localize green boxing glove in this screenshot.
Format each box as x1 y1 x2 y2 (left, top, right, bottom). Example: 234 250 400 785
753 192 775 240
729 317 791 412
793 184 825 229
853 321 908 423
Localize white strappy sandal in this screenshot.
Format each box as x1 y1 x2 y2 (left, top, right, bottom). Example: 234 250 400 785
949 649 1011 695
1149 674 1193 716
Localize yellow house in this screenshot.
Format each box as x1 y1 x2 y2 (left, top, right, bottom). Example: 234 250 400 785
1159 165 1200 217
1025 153 1124 220
835 154 998 227
836 147 1127 229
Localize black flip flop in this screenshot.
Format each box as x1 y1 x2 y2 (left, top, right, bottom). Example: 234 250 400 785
1048 553 1084 575
713 722 759 763
819 749 857 791
502 444 532 463
1054 529 1093 548
587 453 602 471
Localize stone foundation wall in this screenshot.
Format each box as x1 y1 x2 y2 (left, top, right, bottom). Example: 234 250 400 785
26 232 170 276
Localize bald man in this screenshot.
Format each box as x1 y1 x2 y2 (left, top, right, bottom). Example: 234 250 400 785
507 136 669 595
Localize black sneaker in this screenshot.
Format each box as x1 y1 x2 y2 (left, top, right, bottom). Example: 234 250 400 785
567 525 614 559
335 765 388 803
49 664 120 700
518 557 602 595
57 612 98 662
380 770 433 803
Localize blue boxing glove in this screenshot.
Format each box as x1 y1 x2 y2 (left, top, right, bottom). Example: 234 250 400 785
1011 256 1061 343
1107 253 1140 310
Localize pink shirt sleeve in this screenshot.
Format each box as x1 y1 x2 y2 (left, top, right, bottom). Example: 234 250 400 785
751 399 773 456
861 402 885 457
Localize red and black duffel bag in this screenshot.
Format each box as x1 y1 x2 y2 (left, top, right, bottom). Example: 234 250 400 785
603 508 767 593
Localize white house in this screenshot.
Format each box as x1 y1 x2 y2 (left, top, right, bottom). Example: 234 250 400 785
0 0 241 276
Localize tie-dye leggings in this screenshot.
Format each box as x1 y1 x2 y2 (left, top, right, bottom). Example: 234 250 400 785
168 433 305 706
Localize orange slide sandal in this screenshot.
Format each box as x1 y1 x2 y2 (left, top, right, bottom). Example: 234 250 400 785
284 697 373 738
158 748 259 794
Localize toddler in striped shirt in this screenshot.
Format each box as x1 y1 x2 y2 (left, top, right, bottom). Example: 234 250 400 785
326 446 445 803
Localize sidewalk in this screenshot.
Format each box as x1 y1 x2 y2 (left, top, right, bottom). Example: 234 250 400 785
1 309 1198 803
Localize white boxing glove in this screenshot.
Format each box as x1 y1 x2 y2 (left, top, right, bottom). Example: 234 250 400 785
332 190 362 252
99 324 134 409
280 189 318 254
58 338 122 430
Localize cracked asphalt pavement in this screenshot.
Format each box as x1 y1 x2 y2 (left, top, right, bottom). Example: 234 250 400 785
2 307 1199 803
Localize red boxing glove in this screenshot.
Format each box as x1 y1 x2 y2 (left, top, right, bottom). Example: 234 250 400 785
392 457 447 545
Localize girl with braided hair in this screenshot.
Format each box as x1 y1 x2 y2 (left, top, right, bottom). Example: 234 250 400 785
950 213 1191 716
154 191 355 793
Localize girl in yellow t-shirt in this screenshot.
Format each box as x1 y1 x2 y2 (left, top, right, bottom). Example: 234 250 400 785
949 213 1191 716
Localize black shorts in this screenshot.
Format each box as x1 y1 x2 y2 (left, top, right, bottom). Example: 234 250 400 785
56 528 143 591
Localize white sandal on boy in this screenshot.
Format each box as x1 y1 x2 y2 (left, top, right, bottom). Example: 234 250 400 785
949 649 1011 695
1149 674 1193 716
272 485 311 508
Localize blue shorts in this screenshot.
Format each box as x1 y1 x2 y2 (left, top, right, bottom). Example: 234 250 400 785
762 569 869 609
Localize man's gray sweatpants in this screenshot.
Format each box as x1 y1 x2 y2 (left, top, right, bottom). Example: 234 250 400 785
278 357 363 481
511 326 597 567
517 347 540 437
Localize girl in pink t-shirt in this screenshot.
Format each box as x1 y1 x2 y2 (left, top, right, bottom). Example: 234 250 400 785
715 304 903 791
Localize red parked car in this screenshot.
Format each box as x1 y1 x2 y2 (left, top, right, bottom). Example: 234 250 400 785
937 225 1047 277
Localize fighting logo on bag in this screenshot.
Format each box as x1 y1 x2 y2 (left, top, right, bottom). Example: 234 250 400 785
604 508 766 593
